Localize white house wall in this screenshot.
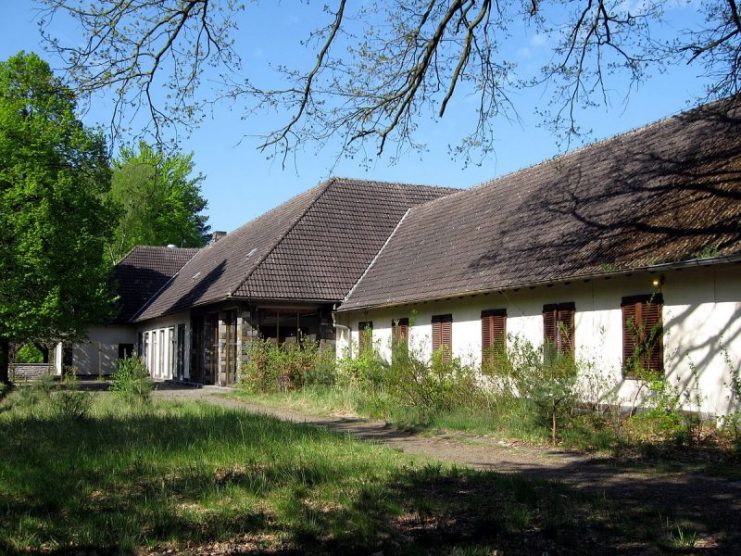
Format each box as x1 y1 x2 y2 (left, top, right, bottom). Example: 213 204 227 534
336 265 740 417
72 325 137 375
137 312 191 380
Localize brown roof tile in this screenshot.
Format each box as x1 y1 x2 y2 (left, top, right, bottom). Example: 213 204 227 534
339 99 741 312
112 246 199 323
134 178 457 320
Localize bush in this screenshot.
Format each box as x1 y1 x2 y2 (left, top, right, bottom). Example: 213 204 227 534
111 357 154 405
485 336 578 444
51 375 92 419
239 339 337 393
15 343 44 363
385 343 480 420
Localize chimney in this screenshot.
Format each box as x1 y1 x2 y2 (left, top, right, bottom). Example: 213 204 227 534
211 231 227 243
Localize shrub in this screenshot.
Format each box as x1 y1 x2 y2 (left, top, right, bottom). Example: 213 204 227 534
111 357 154 405
239 339 337 393
51 375 92 419
15 343 44 363
486 336 578 444
386 342 480 419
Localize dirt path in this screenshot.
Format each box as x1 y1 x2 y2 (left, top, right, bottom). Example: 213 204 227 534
157 385 741 548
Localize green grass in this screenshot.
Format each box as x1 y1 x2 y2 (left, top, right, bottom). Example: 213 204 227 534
233 385 572 446
0 385 731 554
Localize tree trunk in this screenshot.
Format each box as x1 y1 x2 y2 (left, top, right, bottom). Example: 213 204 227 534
0 338 10 385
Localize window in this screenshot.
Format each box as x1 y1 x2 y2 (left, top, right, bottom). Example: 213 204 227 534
358 321 373 353
167 327 175 378
143 332 150 366
118 343 134 359
159 330 165 377
622 294 664 377
481 309 506 367
392 318 409 348
543 303 575 361
176 324 186 380
391 317 409 364
431 314 453 363
151 331 158 376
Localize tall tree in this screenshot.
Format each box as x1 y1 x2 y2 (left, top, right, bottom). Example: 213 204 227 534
37 1 741 163
108 141 210 264
0 51 115 383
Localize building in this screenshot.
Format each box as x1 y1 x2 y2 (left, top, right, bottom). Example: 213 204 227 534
103 179 456 383
334 100 741 417
60 100 740 417
59 245 198 375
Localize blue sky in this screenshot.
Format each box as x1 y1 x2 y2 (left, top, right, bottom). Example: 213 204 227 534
1 1 711 233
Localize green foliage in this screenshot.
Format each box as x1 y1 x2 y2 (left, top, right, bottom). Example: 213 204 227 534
239 339 335 393
51 375 92 419
14 343 44 364
111 356 153 406
0 396 633 554
0 51 115 349
386 343 480 420
108 141 210 262
486 336 578 444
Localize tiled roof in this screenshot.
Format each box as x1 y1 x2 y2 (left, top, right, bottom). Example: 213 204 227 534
112 246 199 323
339 99 741 312
134 178 457 321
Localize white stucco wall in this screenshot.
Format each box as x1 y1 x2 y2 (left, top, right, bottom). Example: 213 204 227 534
137 312 191 380
72 325 137 375
336 264 740 417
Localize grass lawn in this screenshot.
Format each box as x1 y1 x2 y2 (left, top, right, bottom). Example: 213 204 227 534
0 386 720 554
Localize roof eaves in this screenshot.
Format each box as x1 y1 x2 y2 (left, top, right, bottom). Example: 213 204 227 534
336 253 741 313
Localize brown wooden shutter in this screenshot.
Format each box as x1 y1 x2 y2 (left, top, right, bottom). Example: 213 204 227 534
432 314 453 363
621 301 638 374
392 318 409 347
621 294 663 376
543 304 557 345
643 298 663 373
481 309 506 366
358 321 372 353
557 302 575 355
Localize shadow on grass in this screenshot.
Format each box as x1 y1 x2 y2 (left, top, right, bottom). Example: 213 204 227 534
1 399 738 554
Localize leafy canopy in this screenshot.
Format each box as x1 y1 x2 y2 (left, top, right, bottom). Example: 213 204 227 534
0 51 114 344
108 141 210 264
37 1 741 165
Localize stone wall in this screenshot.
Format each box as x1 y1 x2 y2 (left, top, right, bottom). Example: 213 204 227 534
10 363 54 382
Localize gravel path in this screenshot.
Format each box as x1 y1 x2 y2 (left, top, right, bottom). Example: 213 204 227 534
156 384 741 548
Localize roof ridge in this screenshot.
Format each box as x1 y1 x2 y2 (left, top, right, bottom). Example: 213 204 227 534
228 180 334 299
327 176 461 193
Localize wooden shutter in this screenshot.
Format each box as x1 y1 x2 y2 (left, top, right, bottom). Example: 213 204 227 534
543 304 557 345
432 314 453 363
481 309 506 366
392 318 409 347
544 303 575 359
643 300 663 372
557 302 575 355
358 321 373 353
622 294 663 376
